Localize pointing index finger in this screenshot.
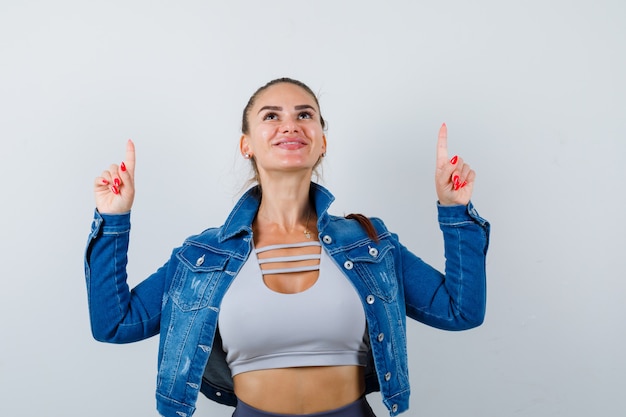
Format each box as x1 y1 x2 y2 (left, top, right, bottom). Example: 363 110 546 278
436 123 448 163
125 139 136 175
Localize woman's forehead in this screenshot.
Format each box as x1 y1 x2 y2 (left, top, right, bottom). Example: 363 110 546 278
254 83 318 110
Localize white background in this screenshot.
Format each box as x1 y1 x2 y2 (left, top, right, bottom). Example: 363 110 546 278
1 1 624 416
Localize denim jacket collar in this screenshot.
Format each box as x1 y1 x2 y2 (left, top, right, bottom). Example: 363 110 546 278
217 182 336 243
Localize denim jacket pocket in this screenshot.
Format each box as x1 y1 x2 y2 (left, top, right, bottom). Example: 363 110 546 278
171 245 230 312
346 239 398 302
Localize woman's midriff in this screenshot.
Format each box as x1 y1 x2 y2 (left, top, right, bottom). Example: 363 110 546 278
233 365 366 414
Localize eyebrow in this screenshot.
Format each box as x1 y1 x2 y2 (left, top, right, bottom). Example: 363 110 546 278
257 104 317 114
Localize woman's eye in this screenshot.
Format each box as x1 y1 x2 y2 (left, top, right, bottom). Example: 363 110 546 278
298 111 313 120
263 112 278 121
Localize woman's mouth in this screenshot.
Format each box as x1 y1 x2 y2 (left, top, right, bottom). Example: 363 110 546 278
274 138 307 149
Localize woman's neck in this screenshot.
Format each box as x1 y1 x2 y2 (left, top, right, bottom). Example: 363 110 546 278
255 175 312 233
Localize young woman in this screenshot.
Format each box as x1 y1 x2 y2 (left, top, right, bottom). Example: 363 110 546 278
85 78 490 417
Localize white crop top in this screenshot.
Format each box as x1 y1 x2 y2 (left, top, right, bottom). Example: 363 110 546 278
218 242 369 377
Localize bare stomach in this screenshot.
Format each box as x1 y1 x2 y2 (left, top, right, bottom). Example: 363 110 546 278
233 365 366 414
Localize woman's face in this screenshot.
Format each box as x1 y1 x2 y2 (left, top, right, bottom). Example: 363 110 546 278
240 82 326 179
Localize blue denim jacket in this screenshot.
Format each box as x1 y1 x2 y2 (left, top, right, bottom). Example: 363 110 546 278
85 183 490 417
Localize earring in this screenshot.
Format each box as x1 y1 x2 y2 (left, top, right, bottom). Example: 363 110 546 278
321 152 326 157
244 153 251 159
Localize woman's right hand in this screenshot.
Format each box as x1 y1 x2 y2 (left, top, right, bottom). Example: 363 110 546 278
94 139 136 214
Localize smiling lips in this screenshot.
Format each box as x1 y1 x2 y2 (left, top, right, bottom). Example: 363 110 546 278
274 138 307 150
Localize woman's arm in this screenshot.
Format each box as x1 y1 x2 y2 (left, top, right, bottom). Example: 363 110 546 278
401 124 490 330
84 140 165 343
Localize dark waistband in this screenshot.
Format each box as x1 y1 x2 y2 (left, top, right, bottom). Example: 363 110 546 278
232 397 376 417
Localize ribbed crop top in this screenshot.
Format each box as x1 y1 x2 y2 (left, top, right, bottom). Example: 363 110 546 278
218 241 369 377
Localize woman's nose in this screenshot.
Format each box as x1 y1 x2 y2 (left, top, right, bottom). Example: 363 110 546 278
281 119 300 133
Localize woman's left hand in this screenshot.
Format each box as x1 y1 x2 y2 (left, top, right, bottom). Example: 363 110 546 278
435 123 475 206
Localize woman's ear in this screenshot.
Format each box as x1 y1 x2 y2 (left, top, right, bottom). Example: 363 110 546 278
240 135 251 157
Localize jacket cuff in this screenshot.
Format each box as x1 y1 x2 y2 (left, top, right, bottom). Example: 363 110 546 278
89 209 131 238
436 201 489 228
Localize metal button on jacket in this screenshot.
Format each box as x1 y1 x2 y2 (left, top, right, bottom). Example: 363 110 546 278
195 255 205 266
322 235 333 244
366 295 375 304
343 260 354 270
368 247 379 257
377 332 385 342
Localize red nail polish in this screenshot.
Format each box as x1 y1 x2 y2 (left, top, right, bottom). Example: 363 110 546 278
114 178 120 187
450 155 458 164
111 185 119 194
461 181 468 188
101 178 109 185
121 162 126 172
453 175 461 190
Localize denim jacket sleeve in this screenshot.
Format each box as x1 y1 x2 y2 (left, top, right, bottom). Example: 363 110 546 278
84 209 167 343
401 201 490 331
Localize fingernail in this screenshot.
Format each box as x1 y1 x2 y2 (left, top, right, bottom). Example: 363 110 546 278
453 175 461 190
111 185 119 194
101 179 109 185
114 178 120 187
121 162 126 172
461 181 468 188
450 155 458 164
